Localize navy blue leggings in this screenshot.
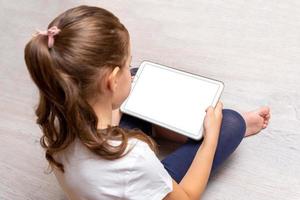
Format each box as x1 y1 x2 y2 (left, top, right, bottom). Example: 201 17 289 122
160 109 246 183
119 67 247 183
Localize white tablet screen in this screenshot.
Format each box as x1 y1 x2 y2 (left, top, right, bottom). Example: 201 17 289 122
121 62 223 139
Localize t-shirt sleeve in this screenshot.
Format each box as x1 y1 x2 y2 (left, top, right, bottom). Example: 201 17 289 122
125 141 173 200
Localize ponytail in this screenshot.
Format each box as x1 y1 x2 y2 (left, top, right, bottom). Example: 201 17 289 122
25 33 78 172
24 5 158 173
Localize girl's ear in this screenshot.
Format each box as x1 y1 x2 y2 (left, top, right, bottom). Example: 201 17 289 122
107 66 120 92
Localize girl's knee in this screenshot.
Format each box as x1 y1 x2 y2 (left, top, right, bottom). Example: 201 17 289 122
221 109 246 139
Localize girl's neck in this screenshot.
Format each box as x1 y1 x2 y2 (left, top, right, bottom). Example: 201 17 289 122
90 100 113 130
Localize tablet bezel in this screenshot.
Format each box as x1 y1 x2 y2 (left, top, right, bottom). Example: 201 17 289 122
120 61 224 140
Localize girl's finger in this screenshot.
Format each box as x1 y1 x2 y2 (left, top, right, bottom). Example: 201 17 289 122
205 106 214 114
215 101 223 113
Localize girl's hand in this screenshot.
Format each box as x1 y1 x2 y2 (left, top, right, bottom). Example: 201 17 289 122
203 101 223 144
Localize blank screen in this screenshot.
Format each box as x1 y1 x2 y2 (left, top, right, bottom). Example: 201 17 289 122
123 63 221 137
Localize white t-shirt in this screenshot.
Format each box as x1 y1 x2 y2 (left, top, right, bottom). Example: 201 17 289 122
52 137 173 200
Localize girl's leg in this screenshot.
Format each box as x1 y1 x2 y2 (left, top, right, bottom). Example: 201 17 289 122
161 109 246 183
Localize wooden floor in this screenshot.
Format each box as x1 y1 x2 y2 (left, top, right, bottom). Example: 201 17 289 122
1 0 300 199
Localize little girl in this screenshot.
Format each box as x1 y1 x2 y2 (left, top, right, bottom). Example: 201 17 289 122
24 5 270 200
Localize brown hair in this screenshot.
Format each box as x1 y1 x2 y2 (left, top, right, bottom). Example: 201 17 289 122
24 5 158 173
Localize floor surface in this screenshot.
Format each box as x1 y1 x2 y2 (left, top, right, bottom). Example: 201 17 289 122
1 0 300 199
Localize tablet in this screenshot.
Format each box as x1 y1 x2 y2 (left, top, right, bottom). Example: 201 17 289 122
120 61 224 140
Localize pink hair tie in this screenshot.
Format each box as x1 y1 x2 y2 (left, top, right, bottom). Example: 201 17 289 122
32 26 61 48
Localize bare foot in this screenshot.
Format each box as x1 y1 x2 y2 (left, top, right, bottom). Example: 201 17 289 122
241 106 271 137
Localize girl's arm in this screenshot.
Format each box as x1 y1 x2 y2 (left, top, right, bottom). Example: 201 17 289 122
163 102 223 200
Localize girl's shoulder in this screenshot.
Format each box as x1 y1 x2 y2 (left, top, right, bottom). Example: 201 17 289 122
53 137 151 164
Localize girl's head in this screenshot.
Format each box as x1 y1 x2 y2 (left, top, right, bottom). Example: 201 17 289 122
24 5 157 172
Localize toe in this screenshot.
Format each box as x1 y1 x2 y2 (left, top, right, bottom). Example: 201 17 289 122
263 119 269 127
260 106 270 112
265 114 271 123
264 117 269 123
259 107 271 123
263 124 267 128
259 106 270 116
